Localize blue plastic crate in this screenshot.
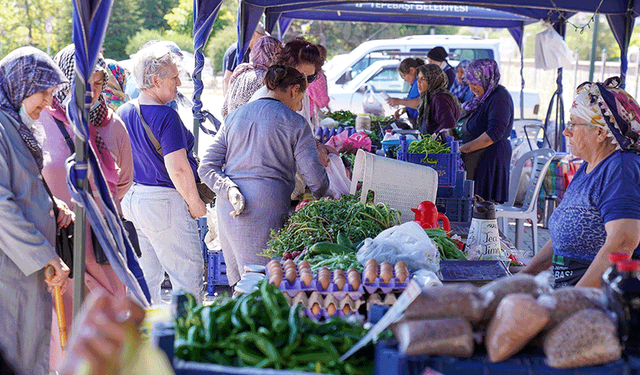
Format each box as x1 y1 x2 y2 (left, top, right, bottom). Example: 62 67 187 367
435 196 474 224
397 136 461 186
375 340 632 375
381 138 415 153
437 172 473 198
207 250 228 295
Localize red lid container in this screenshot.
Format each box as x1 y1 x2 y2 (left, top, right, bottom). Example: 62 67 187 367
609 252 631 263
616 260 640 272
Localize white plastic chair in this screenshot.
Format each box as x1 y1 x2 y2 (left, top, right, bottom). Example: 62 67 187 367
495 148 556 254
510 137 524 174
350 149 438 223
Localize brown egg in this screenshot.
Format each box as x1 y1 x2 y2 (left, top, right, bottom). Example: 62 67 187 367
347 268 359 275
395 271 408 283
334 276 346 290
300 272 313 287
269 265 283 276
269 273 283 286
333 269 345 278
364 269 377 283
327 303 336 316
365 258 378 269
311 303 321 316
342 304 351 315
318 275 331 290
395 262 408 273
297 260 311 270
364 265 378 279
380 269 393 284
285 268 297 284
299 268 313 276
380 261 393 271
348 273 361 290
318 266 331 275
267 259 280 269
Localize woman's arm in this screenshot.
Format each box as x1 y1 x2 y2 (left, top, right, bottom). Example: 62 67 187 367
459 132 493 153
198 128 239 201
386 97 420 109
520 238 554 275
165 149 205 219
432 95 460 133
576 218 640 288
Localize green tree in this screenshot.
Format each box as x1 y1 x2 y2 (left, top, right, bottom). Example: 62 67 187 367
138 0 178 31
126 28 195 56
0 0 69 58
103 0 142 60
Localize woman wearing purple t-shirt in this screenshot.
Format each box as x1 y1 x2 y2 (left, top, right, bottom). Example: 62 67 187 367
117 45 204 304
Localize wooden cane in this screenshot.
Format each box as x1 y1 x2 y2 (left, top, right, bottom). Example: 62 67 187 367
45 265 67 352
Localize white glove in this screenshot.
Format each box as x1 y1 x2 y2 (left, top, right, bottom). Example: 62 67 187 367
228 187 245 218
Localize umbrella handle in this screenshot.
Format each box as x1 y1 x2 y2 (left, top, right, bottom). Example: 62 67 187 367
45 265 67 351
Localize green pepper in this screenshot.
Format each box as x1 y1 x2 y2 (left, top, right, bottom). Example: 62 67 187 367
287 304 303 344
238 332 284 369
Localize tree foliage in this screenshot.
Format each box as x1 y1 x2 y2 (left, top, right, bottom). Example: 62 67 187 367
138 0 178 31
102 0 142 60
126 28 195 56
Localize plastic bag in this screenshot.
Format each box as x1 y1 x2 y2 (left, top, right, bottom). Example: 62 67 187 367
392 318 474 357
356 221 440 272
537 287 605 329
362 85 385 116
326 130 372 153
325 153 351 199
479 272 552 323
534 25 575 70
543 309 621 368
404 284 484 322
486 293 549 363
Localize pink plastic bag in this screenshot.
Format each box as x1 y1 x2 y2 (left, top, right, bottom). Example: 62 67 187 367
326 131 372 153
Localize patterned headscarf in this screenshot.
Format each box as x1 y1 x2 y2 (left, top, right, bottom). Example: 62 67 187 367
103 59 128 110
416 64 459 131
570 77 640 155
450 60 471 102
52 45 109 127
462 59 501 112
0 46 67 169
231 36 282 82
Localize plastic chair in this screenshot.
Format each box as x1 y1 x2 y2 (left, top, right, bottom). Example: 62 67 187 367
510 137 524 174
350 149 438 223
495 148 556 254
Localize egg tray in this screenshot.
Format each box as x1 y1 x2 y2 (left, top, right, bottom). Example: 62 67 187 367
266 263 410 297
304 307 362 321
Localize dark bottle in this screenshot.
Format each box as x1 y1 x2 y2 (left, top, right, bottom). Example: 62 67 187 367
602 252 632 307
608 260 640 355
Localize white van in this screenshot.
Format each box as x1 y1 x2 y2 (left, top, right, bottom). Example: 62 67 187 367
326 35 540 119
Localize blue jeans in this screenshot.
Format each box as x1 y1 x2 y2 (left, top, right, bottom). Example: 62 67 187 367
122 184 203 304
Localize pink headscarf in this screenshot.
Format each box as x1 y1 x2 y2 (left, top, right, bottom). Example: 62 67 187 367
230 36 282 81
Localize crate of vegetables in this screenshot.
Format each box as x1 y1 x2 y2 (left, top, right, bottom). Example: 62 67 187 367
397 135 460 187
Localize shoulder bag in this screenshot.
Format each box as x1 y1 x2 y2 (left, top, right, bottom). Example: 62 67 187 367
131 100 215 204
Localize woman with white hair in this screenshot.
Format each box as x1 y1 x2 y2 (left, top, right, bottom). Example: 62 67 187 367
116 45 204 303
522 77 640 288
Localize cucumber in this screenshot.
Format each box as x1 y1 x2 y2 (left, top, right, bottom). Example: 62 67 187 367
308 242 352 256
336 232 353 248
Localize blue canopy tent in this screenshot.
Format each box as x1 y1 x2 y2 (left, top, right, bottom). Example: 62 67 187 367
68 0 151 313
265 2 539 122
227 0 639 151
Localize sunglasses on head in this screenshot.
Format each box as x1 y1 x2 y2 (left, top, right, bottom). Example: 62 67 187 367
306 72 318 84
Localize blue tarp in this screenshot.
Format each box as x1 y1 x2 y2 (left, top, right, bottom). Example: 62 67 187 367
69 0 150 311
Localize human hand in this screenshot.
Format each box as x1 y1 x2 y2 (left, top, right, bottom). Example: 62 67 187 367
386 97 401 107
58 291 145 375
188 198 207 218
45 255 70 292
316 143 331 167
228 187 245 218
54 197 75 229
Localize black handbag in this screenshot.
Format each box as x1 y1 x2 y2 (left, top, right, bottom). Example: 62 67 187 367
55 220 75 276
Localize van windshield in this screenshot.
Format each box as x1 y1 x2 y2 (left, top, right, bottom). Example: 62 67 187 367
409 48 494 63
351 50 400 77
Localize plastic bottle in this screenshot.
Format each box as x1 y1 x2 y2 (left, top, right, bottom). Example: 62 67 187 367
602 252 632 306
355 114 371 131
382 130 394 142
608 259 640 355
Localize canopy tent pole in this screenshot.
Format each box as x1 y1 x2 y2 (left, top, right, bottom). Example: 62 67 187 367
191 0 223 153
543 19 567 152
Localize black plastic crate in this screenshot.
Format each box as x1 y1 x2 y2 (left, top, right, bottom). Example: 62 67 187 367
436 196 474 224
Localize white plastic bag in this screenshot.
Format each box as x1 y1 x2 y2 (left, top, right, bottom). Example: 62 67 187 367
356 221 440 272
534 25 575 70
362 85 385 116
326 153 351 198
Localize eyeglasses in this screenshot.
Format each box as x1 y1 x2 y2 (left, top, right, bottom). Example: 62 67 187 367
306 73 318 84
565 121 607 132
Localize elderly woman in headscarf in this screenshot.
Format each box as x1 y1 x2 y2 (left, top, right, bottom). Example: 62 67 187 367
458 59 514 203
415 64 460 135
522 77 640 288
0 46 71 375
221 36 282 118
34 44 133 370
450 60 474 104
103 58 129 110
